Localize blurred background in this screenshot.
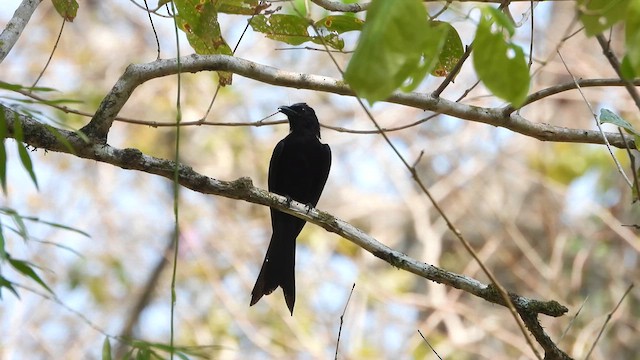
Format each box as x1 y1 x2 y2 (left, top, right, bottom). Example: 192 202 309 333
1 0 638 359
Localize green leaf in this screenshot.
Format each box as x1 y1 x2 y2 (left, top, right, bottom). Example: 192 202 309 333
0 219 6 261
250 14 355 50
577 0 630 37
217 0 266 15
51 0 79 22
473 7 530 108
251 14 311 45
402 21 449 92
7 256 53 294
12 115 39 190
5 207 29 241
430 21 464 77
620 54 637 79
0 81 58 93
102 337 112 360
0 275 20 299
599 108 640 135
344 0 434 103
174 0 233 85
0 110 7 194
314 15 364 34
624 0 640 77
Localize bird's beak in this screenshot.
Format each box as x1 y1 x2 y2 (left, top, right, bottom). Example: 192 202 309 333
278 105 298 117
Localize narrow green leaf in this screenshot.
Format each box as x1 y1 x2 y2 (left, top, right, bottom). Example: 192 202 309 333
17 143 40 190
0 275 20 299
51 0 79 22
28 217 90 238
44 124 76 154
599 108 640 135
102 337 112 360
12 115 39 190
473 7 530 107
577 0 630 37
6 208 29 241
0 219 6 261
0 109 7 194
0 81 58 93
344 0 432 103
7 257 53 294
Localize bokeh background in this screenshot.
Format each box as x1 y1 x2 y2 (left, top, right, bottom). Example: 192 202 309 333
1 1 639 359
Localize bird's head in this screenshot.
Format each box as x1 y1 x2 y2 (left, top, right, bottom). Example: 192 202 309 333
278 103 321 138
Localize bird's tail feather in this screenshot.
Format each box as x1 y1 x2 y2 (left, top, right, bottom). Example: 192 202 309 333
250 232 296 314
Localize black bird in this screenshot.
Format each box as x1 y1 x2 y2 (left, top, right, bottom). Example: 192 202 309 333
250 103 331 314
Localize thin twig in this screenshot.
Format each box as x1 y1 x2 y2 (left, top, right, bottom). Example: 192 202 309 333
142 0 161 59
168 2 183 358
417 330 443 360
506 78 640 113
618 127 640 200
200 8 261 122
334 283 355 360
31 19 65 88
432 44 472 97
556 49 634 188
558 296 588 342
585 284 634 360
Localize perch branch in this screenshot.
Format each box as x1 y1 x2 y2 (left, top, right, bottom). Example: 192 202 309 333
2 104 569 320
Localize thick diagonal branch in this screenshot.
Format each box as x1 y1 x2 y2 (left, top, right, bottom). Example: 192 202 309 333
4 104 568 320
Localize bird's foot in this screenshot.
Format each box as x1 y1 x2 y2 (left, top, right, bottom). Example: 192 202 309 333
304 203 314 214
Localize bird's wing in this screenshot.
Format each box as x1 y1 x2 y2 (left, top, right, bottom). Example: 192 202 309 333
310 143 332 206
268 139 286 194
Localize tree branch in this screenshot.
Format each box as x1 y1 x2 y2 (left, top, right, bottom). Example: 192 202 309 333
0 0 42 63
3 101 573 358
308 0 566 13
3 104 569 318
79 54 635 149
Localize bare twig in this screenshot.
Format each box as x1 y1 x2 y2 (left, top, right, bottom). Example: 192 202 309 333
506 78 640 112
31 19 65 88
559 296 588 342
618 127 640 200
334 283 355 360
557 49 634 188
585 284 634 360
417 330 443 360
